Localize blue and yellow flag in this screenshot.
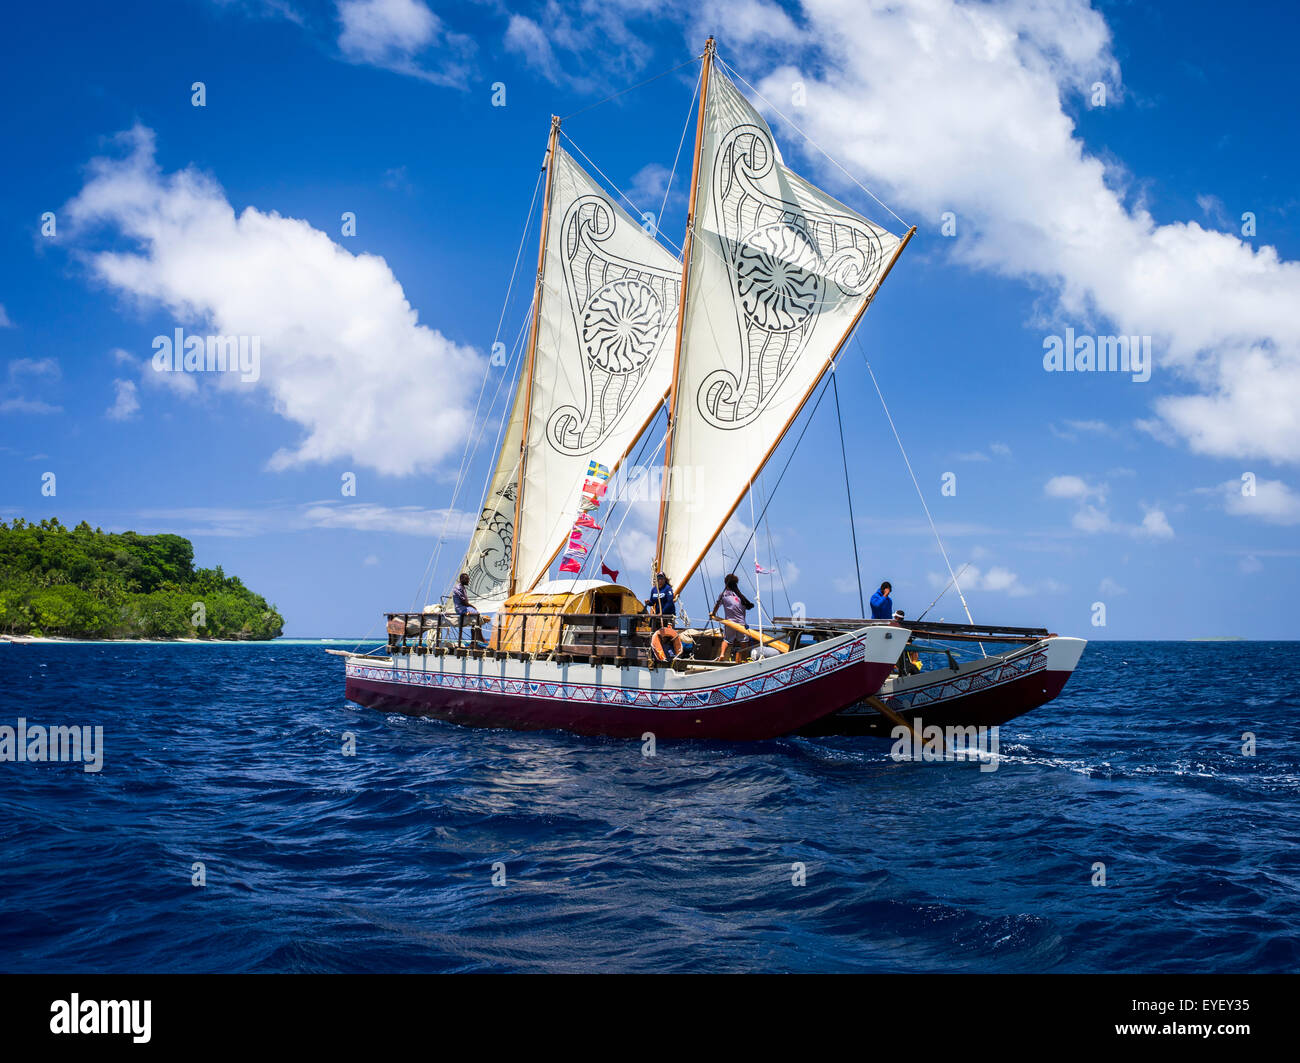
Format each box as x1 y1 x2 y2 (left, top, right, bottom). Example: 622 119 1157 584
586 460 610 482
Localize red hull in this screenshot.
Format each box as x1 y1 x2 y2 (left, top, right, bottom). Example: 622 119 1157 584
797 666 1074 737
346 651 897 741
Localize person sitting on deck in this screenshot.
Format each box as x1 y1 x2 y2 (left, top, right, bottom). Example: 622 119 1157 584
452 572 483 646
646 572 682 662
870 581 894 620
713 573 756 663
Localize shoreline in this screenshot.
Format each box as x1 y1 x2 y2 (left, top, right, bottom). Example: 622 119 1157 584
0 636 382 646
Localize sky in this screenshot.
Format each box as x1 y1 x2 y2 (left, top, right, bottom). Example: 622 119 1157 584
1 0 1298 639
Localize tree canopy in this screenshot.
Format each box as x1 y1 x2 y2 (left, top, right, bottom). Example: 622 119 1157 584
0 518 284 639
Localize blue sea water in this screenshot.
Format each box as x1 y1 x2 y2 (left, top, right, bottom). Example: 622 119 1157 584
0 640 1296 973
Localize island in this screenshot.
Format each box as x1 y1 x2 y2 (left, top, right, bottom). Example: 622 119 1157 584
0 518 284 640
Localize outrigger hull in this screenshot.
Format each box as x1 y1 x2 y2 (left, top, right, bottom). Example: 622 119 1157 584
345 624 907 741
798 635 1086 737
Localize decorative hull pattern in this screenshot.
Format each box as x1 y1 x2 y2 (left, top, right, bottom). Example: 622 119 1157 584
346 624 907 740
798 636 1087 737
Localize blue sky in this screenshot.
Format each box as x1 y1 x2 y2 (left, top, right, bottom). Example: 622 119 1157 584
1 0 1298 638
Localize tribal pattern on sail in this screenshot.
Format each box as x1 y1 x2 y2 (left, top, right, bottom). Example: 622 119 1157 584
699 123 892 431
465 480 516 601
547 195 681 455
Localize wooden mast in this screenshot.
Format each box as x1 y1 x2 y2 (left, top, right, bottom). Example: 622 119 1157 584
674 224 918 593
508 115 562 598
653 37 715 582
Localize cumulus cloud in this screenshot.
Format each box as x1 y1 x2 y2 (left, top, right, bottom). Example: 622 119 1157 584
689 0 1300 464
1045 475 1104 501
1137 505 1174 539
63 125 483 476
1204 477 1300 525
1046 473 1171 537
926 563 1064 599
503 14 561 83
1 357 62 415
106 379 140 421
336 0 470 83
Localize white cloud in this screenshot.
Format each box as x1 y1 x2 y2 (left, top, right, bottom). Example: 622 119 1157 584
1 357 62 415
131 502 475 539
64 126 483 476
107 379 140 421
0 304 12 327
715 0 1300 465
1208 477 1300 525
926 562 1062 599
989 441 1012 457
1071 503 1113 533
1045 475 1103 501
1098 576 1127 596
303 502 475 537
503 14 560 83
1136 505 1174 539
336 0 466 83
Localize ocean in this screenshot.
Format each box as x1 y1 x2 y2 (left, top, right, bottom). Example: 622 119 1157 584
1 640 1296 973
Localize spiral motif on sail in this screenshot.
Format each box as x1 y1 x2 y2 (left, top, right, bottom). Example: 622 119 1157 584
581 279 663 373
734 223 822 332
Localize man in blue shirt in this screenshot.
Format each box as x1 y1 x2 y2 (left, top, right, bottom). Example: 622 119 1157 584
647 572 676 620
647 572 682 662
869 581 894 620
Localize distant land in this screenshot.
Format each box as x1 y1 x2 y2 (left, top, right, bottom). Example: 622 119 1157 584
0 518 283 640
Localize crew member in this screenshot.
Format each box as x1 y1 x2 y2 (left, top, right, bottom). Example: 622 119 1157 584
647 572 682 663
713 573 756 663
452 572 483 645
870 581 894 620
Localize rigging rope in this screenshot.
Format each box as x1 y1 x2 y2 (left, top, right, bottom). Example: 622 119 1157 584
853 333 980 641
409 166 546 612
831 366 866 617
559 56 701 122
726 374 834 581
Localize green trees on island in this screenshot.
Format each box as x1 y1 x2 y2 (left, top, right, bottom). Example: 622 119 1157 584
0 518 284 640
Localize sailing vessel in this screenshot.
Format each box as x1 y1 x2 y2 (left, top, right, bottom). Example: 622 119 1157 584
340 38 917 739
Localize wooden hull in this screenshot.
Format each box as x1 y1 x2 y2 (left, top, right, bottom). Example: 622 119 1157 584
345 624 907 740
797 636 1086 737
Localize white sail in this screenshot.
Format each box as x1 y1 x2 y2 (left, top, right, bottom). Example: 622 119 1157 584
460 143 682 606
458 363 526 610
656 65 904 590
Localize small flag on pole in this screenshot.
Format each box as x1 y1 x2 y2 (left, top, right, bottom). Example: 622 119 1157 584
600 563 619 583
580 479 607 500
756 561 776 575
586 460 610 482
566 533 589 556
574 513 602 531
559 556 582 574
